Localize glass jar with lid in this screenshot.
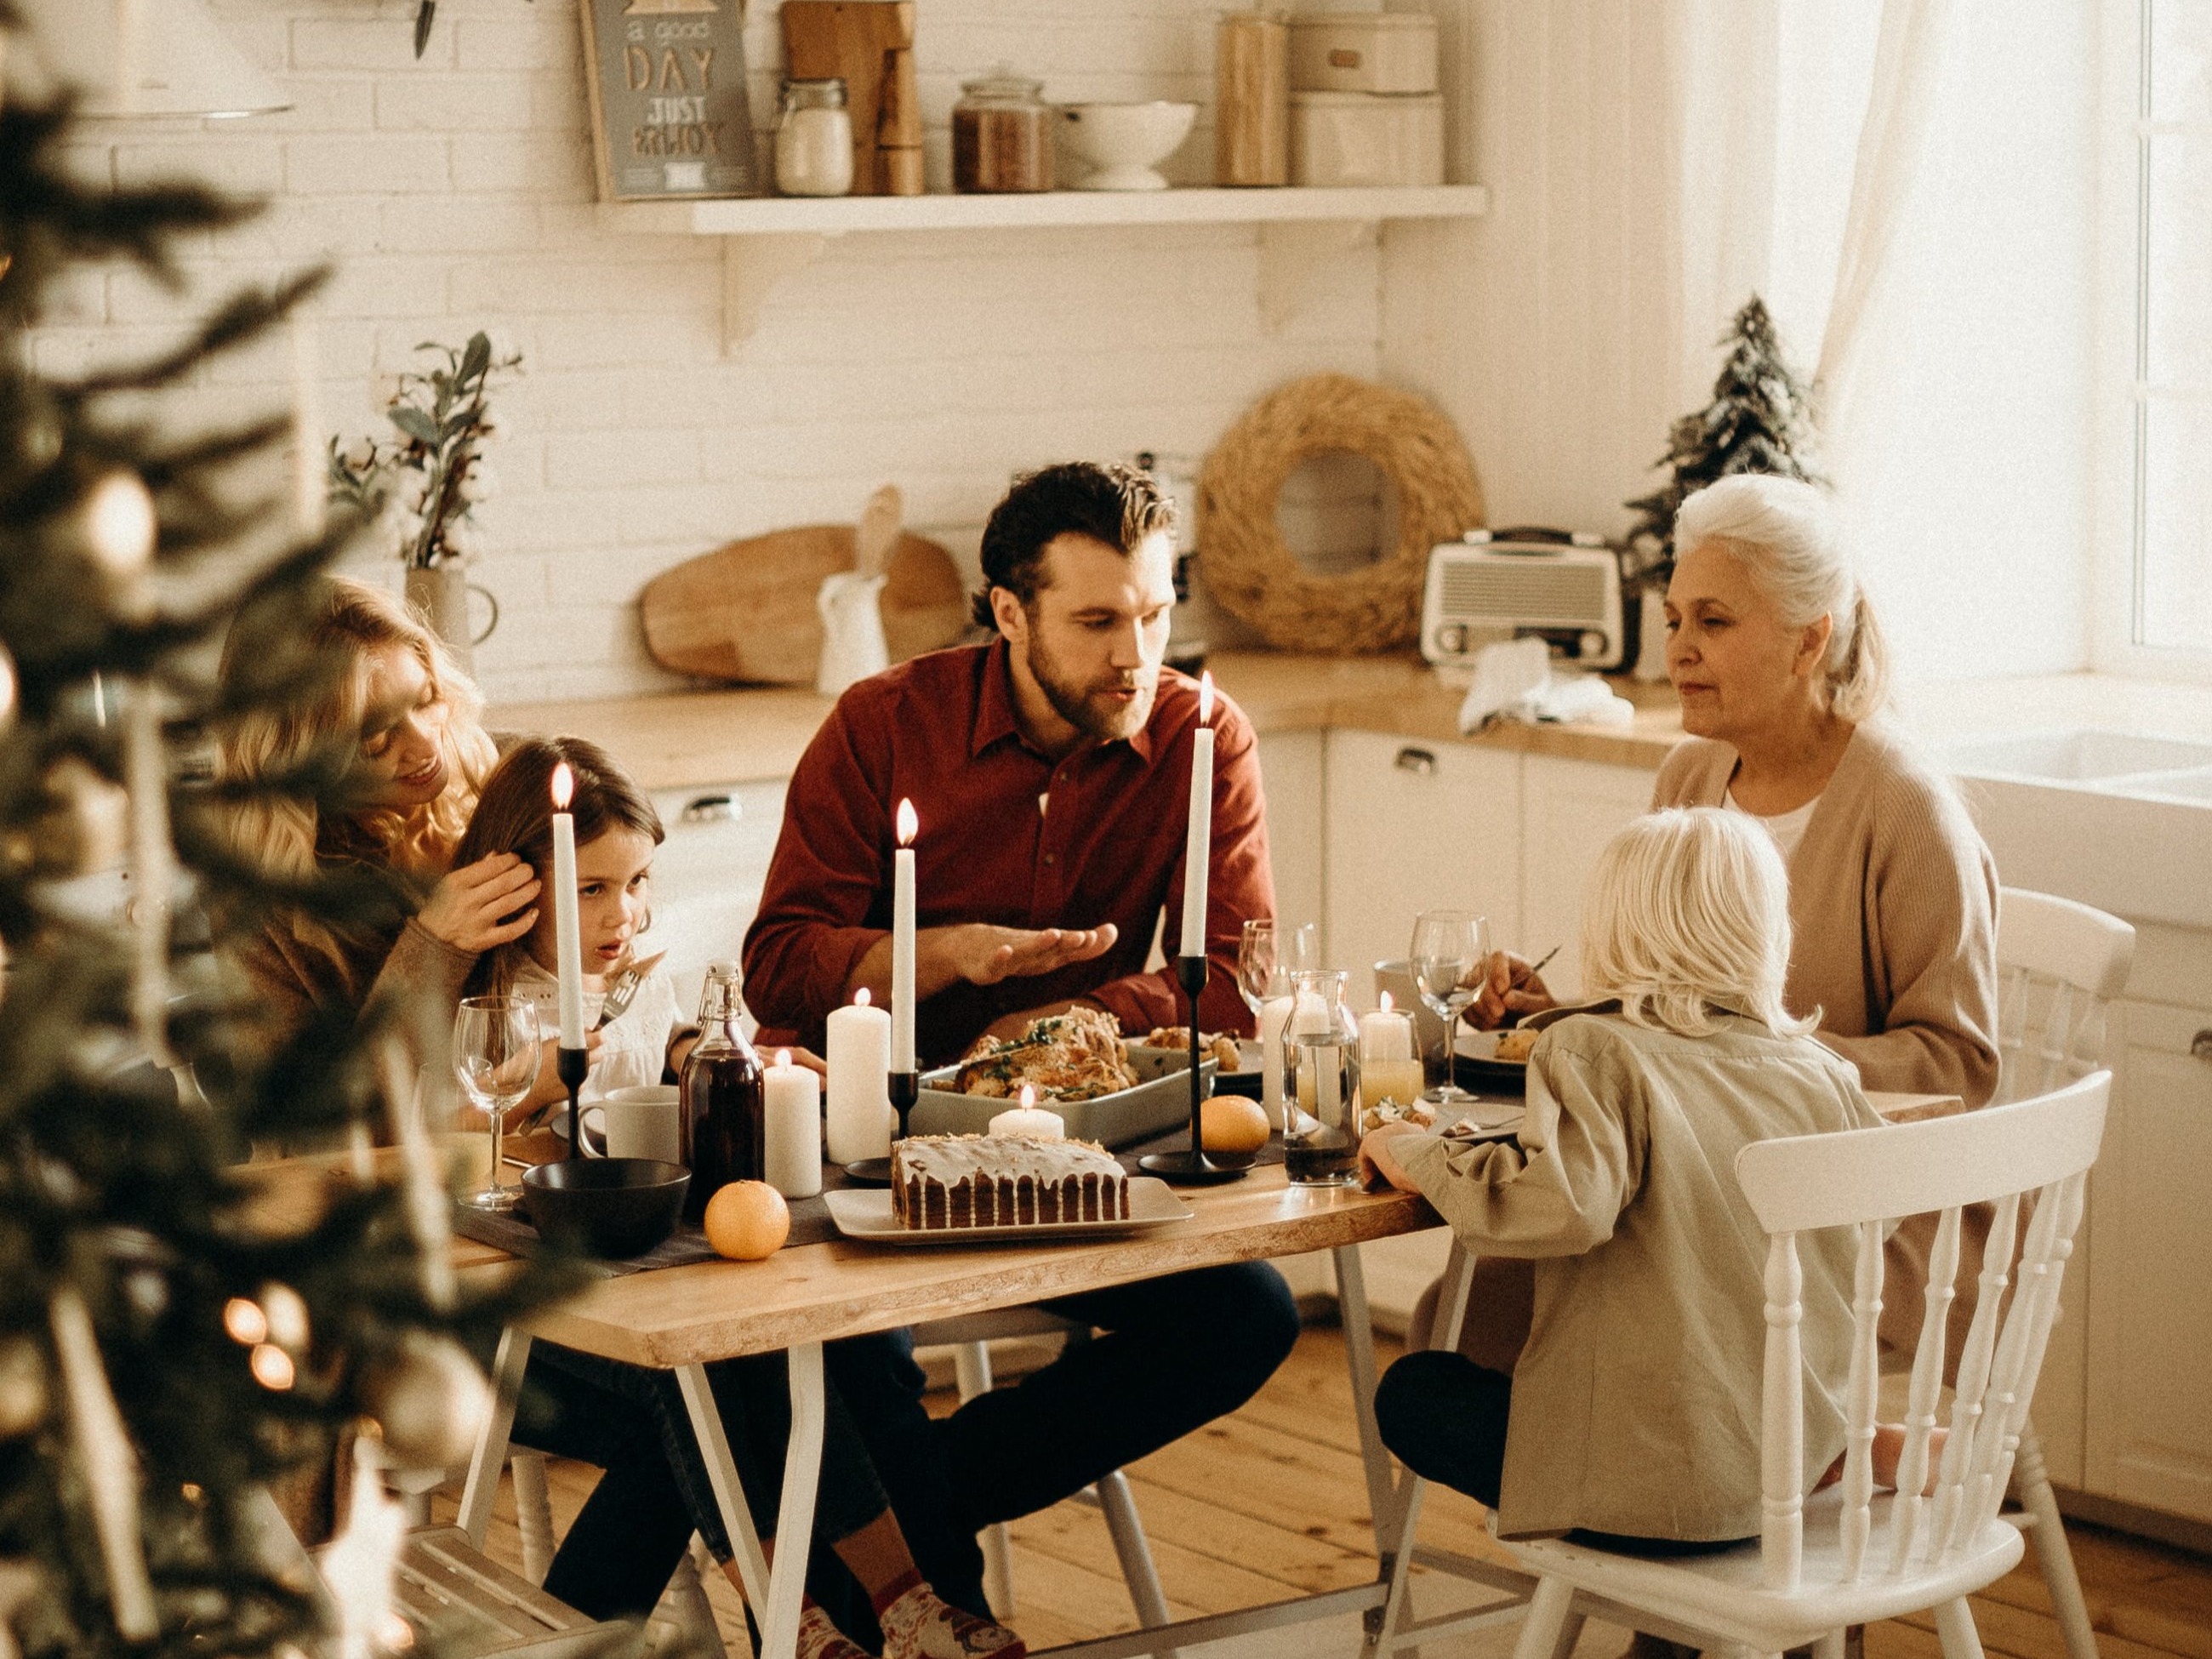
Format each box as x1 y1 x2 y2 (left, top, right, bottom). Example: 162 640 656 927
774 77 854 197
952 71 1055 193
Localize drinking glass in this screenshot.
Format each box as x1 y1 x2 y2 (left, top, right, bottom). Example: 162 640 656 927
457 995 542 1213
1409 909 1491 1105
1237 919 1321 1014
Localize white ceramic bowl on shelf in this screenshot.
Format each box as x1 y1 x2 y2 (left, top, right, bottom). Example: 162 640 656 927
1057 100 1198 191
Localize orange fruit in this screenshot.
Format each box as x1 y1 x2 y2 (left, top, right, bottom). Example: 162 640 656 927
1200 1094 1271 1154
703 1181 790 1260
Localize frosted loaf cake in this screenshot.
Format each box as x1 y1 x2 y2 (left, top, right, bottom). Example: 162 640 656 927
891 1133 1132 1229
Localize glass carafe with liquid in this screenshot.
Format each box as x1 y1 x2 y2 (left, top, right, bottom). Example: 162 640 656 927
1282 969 1360 1187
679 959 765 1221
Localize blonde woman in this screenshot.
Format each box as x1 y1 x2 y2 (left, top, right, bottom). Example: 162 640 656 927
1362 808 1884 1551
218 576 538 1040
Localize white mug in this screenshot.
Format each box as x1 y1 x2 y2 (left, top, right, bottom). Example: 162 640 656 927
600 1085 681 1165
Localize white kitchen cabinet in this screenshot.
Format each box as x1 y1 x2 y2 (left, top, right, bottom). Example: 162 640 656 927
2083 990 2212 1524
1518 754 1657 1000
1323 731 1520 1011
1257 731 1325 944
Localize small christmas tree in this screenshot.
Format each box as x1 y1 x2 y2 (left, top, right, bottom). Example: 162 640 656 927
1622 295 1826 579
0 70 569 1659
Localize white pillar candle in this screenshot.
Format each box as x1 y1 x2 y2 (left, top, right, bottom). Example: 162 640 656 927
1178 673 1216 956
763 1049 824 1198
549 764 584 1049
290 304 325 538
1360 992 1415 1063
1258 994 1294 1131
892 798 917 1072
989 1085 1064 1141
825 989 893 1164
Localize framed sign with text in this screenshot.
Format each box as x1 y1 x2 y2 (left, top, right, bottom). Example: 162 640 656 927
579 0 761 201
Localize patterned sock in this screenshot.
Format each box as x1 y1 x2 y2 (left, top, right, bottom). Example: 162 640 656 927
796 1599 874 1659
876 1583 1026 1659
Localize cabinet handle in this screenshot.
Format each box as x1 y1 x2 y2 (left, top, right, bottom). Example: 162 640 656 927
2193 1029 2212 1064
1394 747 1438 777
681 794 739 824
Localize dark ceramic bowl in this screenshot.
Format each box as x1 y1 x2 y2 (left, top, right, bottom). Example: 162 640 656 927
522 1158 689 1259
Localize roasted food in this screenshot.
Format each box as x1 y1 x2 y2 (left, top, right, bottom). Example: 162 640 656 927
955 1007 1137 1100
1493 1025 1538 1063
891 1133 1132 1229
1139 1026 1244 1070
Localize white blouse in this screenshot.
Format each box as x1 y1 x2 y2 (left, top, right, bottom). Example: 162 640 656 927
510 958 685 1102
1725 787 1821 864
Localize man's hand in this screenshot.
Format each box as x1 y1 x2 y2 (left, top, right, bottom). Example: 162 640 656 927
936 923 1120 987
1360 1120 1426 1192
1462 950 1558 1030
418 852 541 954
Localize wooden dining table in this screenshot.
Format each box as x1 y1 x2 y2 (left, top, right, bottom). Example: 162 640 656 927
446 1092 1961 1659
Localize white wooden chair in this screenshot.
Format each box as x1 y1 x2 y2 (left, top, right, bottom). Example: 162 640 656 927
1499 1071 2109 1659
913 1310 1172 1630
1988 887 2135 1659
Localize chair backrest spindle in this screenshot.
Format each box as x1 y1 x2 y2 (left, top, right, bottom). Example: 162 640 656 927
1993 889 2134 1104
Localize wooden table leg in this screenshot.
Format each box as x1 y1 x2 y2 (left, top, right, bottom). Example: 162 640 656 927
459 1326 533 1549
676 1344 826 1659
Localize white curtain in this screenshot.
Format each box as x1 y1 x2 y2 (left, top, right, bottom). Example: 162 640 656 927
1668 0 2098 684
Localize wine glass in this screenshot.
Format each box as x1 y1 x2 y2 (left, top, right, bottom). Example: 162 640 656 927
1238 920 1322 1012
1409 909 1491 1104
457 995 542 1213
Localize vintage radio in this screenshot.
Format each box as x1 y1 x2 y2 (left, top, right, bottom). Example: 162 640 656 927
1419 528 1628 670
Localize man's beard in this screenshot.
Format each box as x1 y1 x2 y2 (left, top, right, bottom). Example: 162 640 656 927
1025 636 1155 742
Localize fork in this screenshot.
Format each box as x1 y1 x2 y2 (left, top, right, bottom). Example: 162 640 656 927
594 950 667 1030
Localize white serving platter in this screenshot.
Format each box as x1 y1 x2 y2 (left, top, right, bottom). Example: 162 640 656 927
824 1177 1194 1246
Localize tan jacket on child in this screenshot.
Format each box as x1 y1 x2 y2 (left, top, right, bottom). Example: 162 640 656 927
1397 1007 1885 1542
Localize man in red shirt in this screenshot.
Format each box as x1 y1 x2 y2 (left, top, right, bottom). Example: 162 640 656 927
743 462 1299 1634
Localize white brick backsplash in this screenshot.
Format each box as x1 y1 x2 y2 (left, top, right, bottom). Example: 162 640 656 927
286 134 449 197
36 0 1407 704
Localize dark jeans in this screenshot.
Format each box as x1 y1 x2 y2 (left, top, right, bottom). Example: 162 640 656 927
517 1341 892 1622
825 1260 1303 1623
1374 1349 1749 1559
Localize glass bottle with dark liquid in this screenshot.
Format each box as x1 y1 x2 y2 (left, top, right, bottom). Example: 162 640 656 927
679 960 764 1222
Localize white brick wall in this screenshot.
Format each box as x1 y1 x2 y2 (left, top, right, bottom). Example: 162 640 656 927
32 0 1388 703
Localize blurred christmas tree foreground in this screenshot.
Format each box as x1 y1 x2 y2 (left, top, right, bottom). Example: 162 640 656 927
0 48 567 1659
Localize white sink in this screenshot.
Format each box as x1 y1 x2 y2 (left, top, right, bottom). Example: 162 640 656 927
1948 729 2212 930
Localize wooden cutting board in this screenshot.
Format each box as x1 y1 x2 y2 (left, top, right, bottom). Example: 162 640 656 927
640 526 969 686
779 1 919 196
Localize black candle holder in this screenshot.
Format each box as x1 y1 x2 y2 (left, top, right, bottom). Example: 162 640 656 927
841 1070 917 1188
1140 954 1247 1186
558 1045 590 1160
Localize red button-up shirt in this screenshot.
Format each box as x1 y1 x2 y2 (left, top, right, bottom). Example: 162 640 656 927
743 641 1274 1065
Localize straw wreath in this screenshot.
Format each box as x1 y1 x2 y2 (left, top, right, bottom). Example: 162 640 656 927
1199 373 1485 654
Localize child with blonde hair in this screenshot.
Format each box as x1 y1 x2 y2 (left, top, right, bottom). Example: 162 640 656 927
1361 807 1884 1554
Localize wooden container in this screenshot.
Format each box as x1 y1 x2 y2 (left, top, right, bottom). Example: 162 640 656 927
778 2 921 197
1215 12 1289 187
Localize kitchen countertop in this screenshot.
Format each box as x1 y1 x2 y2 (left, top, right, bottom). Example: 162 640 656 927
494 652 1688 790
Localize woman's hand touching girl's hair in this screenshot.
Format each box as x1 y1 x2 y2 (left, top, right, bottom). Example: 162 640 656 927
417 851 543 953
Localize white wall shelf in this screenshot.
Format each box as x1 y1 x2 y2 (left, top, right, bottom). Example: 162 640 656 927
605 185 1490 349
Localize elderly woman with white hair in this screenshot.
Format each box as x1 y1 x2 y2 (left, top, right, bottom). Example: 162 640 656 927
1478 471 2000 1103
1362 808 1886 1551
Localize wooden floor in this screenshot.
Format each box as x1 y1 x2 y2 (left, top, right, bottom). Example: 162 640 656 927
445 1329 2212 1659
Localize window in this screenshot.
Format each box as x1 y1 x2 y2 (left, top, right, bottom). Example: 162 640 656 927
2125 2 2212 658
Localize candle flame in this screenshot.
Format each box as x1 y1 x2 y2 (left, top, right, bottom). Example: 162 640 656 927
896 797 918 847
855 987 872 1007
550 761 574 810
1379 990 1394 1013
777 1048 791 1069
1198 670 1215 725
1020 1084 1036 1109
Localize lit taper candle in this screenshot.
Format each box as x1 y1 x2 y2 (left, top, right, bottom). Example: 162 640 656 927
549 762 584 1048
1177 673 1216 958
892 797 917 1072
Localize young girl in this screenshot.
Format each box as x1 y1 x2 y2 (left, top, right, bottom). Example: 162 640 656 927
458 738 1021 1659
451 736 686 1113
1360 807 1886 1554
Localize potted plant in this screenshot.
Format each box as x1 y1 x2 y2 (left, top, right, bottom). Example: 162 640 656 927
328 330 518 670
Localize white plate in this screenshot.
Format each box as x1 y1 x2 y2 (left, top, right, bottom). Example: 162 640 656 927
825 1177 1194 1245
1455 1029 1530 1065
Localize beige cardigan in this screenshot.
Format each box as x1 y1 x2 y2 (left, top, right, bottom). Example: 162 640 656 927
1398 1008 1885 1542
1650 724 2000 1108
